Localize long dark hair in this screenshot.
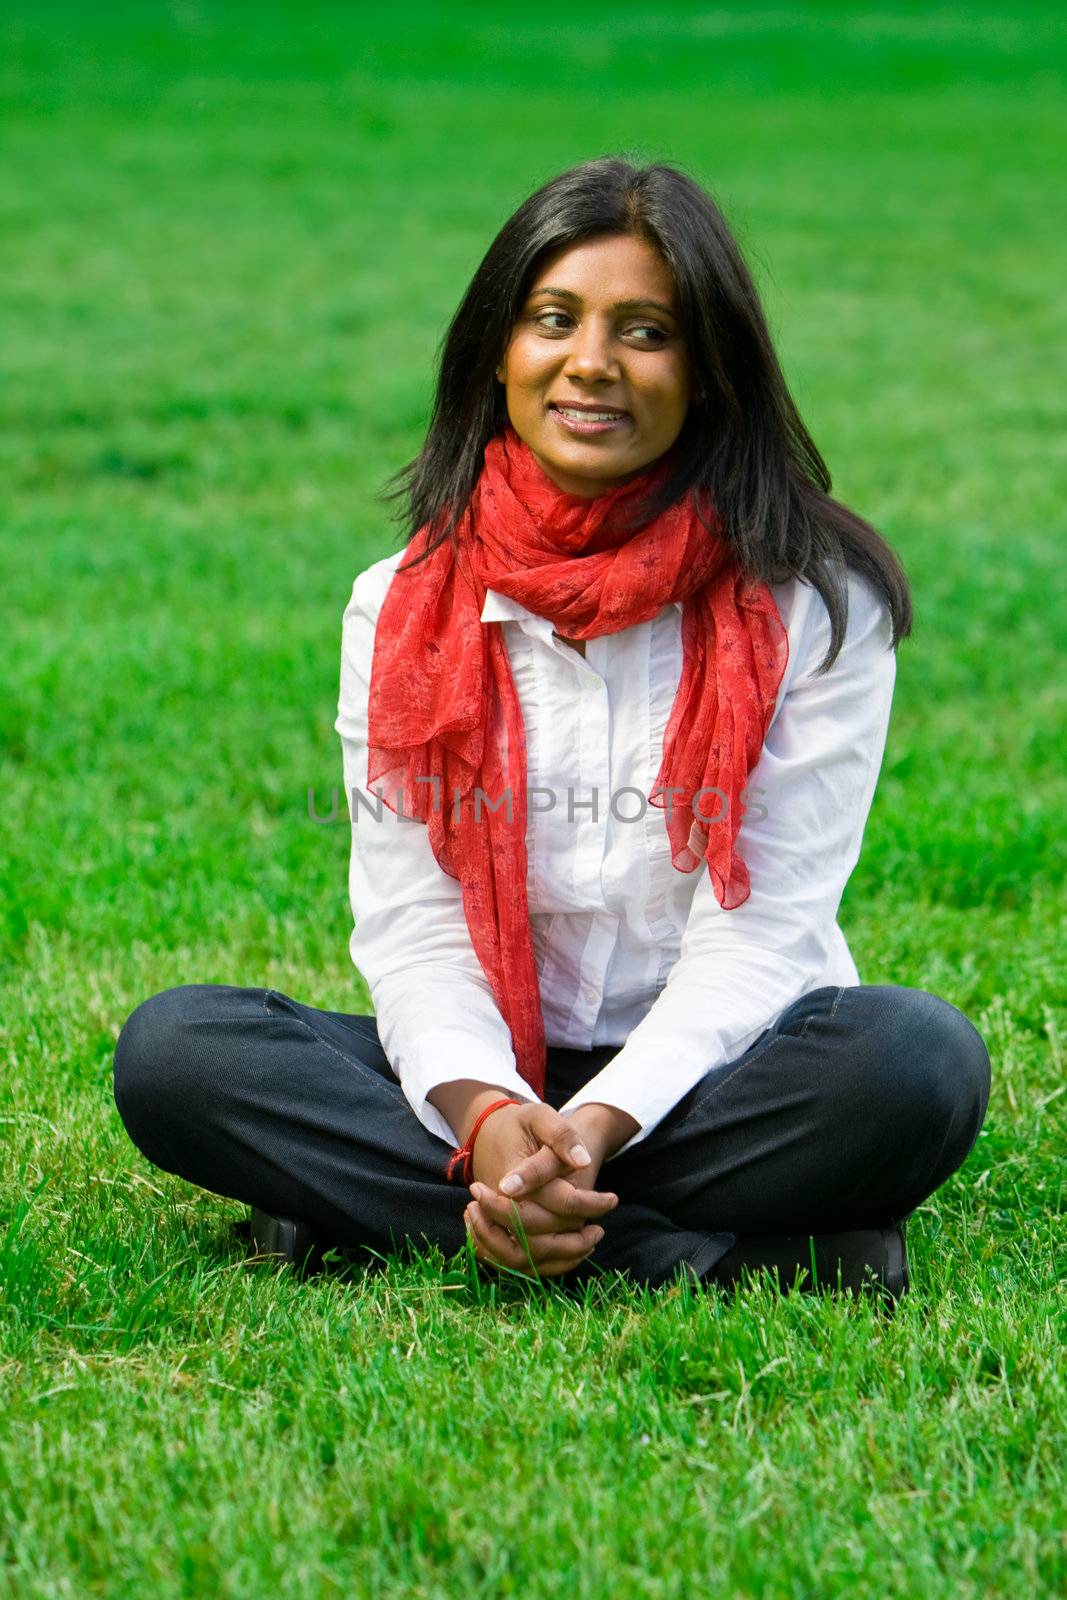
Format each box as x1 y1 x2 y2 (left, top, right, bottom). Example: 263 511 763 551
380 155 912 674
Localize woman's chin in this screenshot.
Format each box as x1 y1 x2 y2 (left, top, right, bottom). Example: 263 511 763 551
527 440 645 496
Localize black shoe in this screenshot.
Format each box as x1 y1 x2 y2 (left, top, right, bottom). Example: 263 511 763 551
708 1224 910 1307
248 1207 329 1279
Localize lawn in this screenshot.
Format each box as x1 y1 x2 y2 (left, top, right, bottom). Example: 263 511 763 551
1 3 1064 1595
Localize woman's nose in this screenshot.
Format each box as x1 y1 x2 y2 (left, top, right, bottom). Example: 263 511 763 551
563 321 619 381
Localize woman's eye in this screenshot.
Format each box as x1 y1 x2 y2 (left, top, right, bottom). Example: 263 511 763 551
531 311 669 345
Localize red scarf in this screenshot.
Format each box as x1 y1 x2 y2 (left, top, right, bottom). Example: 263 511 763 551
367 426 788 1097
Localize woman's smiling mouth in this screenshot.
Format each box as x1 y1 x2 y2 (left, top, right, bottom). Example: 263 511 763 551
549 401 632 436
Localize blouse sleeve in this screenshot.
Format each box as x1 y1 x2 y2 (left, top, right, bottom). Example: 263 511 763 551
334 568 540 1148
555 566 898 1160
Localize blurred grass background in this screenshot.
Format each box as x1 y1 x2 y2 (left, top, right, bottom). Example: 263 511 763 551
1 3 1064 1596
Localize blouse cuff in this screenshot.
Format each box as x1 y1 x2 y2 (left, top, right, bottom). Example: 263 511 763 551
397 1028 540 1148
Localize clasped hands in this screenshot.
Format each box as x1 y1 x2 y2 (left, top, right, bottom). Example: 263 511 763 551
462 1100 636 1278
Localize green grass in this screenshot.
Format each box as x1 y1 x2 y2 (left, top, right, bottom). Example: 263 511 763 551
1 2 1065 1595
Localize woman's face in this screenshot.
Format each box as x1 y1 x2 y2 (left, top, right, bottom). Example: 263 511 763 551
496 232 695 498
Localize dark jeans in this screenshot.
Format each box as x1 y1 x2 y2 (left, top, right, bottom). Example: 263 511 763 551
112 982 991 1289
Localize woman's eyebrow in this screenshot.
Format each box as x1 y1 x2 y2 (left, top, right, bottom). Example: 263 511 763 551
527 286 677 318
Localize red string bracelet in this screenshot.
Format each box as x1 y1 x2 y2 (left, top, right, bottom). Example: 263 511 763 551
445 1097 522 1187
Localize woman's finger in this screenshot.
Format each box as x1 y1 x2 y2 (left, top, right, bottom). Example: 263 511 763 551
469 1202 575 1269
469 1186 567 1235
498 1105 593 1197
494 1144 567 1200
517 1177 620 1220
470 1181 618 1233
465 1203 541 1274
530 1223 607 1263
528 1102 594 1171
465 1203 603 1277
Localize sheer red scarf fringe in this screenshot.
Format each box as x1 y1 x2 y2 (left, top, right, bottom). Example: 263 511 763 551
366 427 788 1097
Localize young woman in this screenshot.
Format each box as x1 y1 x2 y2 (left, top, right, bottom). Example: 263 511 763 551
113 157 991 1301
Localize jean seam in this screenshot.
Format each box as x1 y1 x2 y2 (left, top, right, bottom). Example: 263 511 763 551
263 989 407 1103
796 984 845 1040
329 1015 381 1050
355 1020 380 1047
684 1229 738 1274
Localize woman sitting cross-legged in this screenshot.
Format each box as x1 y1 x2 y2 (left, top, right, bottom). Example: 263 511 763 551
113 156 991 1302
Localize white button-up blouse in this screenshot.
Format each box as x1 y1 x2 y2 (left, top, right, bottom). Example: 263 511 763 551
333 547 896 1161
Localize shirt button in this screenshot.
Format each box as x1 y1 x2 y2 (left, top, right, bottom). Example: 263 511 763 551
583 985 598 1004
